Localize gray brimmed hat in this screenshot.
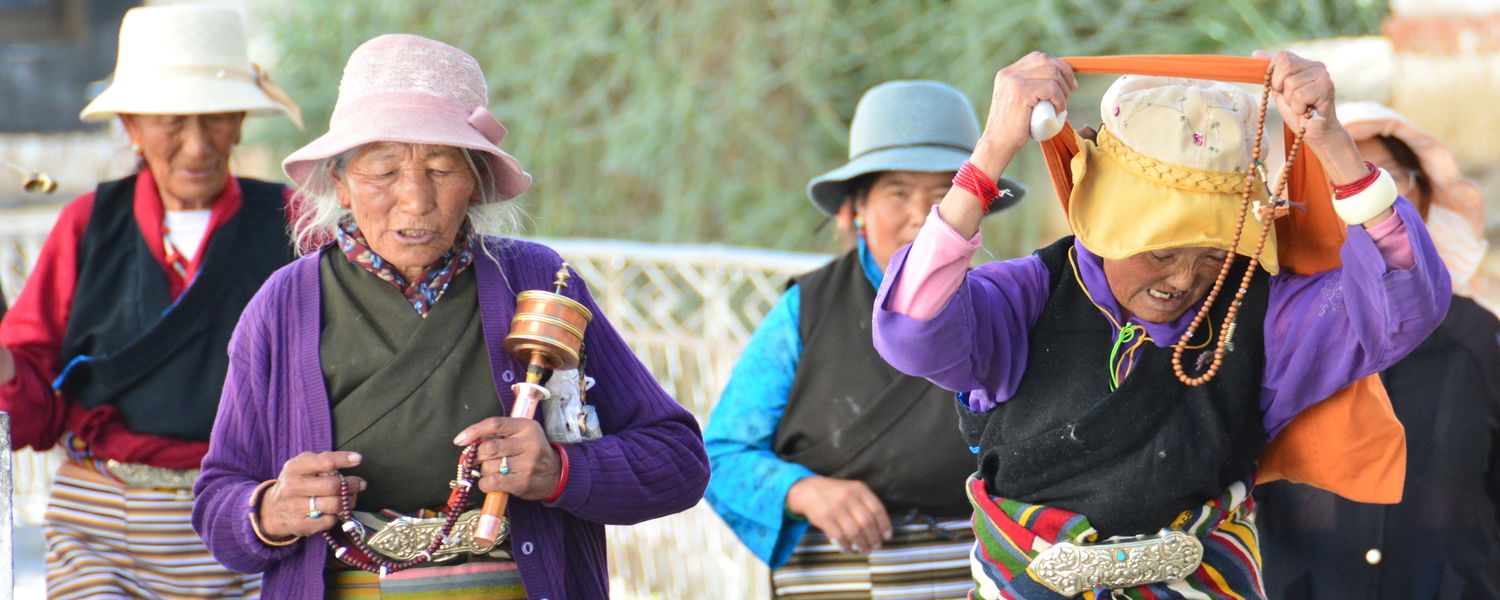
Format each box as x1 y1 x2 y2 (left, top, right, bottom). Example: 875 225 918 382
807 80 1024 216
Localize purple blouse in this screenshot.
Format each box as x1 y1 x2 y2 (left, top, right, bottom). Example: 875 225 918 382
192 238 709 600
872 198 1451 440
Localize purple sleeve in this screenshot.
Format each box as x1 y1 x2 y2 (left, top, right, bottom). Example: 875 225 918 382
872 243 1051 412
541 272 710 524
192 279 301 574
1260 198 1451 438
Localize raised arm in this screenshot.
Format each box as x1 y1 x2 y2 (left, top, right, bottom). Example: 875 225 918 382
1258 51 1451 436
872 52 1073 408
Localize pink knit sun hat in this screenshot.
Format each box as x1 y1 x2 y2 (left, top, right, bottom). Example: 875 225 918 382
282 34 531 200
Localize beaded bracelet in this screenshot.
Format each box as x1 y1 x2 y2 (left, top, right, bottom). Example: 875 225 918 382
542 442 570 503
952 161 1002 212
247 479 299 547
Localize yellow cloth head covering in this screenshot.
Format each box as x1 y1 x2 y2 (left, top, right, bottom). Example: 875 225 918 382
1067 76 1279 274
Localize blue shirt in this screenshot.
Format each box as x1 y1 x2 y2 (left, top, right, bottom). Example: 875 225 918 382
703 238 882 568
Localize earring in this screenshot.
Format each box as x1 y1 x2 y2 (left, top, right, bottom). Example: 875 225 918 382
130 143 141 155
853 217 864 234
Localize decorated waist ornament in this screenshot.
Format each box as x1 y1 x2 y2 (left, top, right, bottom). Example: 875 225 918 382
322 264 591 575
473 263 593 546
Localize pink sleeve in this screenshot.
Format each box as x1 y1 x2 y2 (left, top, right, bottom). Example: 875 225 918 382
1365 208 1415 270
887 206 982 320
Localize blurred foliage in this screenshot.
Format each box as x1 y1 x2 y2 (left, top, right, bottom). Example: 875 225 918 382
248 0 1386 257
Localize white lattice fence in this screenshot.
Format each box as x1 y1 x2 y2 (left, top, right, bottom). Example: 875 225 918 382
1 210 828 599
538 238 826 599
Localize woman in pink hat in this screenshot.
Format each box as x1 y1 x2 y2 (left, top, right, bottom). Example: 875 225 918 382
1255 102 1500 600
192 34 708 599
0 5 301 598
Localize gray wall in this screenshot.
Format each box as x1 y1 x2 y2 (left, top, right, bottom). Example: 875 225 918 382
0 0 139 133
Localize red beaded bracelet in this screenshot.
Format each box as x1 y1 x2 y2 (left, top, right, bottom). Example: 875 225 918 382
953 160 1003 212
542 442 570 503
1333 161 1379 199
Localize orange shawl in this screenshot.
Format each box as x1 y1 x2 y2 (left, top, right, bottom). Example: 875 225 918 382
1041 55 1404 503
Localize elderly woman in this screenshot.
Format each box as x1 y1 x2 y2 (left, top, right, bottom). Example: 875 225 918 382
0 5 300 598
871 52 1449 599
1255 102 1500 599
705 80 1024 598
191 34 709 599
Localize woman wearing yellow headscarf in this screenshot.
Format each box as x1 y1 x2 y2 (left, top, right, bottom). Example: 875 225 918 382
871 51 1449 599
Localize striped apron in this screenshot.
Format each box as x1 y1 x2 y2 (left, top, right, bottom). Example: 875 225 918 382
44 461 262 599
773 517 976 599
326 561 526 599
966 475 1263 600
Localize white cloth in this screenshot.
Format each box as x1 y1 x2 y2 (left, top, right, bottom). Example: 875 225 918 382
163 209 212 261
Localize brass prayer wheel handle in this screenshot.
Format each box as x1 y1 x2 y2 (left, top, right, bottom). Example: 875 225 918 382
503 264 593 371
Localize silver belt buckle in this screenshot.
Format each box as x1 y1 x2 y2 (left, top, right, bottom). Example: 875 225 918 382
363 509 503 562
1029 528 1203 596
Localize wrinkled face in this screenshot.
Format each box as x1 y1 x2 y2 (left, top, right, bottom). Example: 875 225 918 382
121 112 245 208
335 142 477 281
1102 246 1229 323
858 170 953 270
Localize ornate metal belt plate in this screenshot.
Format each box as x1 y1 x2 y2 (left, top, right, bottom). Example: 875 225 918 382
104 459 199 490
363 509 504 562
1029 529 1203 596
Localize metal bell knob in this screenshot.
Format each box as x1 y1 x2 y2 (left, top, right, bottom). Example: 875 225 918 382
22 172 57 194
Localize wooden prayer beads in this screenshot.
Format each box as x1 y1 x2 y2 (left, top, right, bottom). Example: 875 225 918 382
322 442 482 576
1171 65 1311 386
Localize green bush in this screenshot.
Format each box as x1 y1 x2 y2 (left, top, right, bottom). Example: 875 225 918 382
249 0 1384 258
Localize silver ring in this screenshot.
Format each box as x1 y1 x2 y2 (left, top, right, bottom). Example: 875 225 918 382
306 496 322 519
499 457 511 475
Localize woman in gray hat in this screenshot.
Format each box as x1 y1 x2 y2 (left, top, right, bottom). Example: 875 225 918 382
704 80 1023 598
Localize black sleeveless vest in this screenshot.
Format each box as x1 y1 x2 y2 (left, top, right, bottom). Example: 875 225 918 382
959 237 1268 537
56 175 293 440
773 250 974 517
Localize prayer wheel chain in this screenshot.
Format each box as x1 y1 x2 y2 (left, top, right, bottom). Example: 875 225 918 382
1171 66 1311 386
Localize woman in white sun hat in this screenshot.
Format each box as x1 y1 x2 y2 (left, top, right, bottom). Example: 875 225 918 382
705 80 1024 598
0 5 301 598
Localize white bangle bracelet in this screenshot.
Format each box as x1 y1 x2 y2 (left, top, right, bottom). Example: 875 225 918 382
1333 167 1398 225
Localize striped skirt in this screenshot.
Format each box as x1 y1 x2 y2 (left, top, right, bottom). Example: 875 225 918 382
773 517 975 599
326 561 526 599
967 475 1263 600
43 462 262 599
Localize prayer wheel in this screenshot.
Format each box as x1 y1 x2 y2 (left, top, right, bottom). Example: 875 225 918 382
503 287 591 370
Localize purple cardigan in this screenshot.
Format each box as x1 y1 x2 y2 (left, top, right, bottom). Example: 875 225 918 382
873 198 1451 440
192 238 709 600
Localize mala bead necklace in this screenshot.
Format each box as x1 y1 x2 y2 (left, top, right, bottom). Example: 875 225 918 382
1171 65 1312 386
323 442 482 576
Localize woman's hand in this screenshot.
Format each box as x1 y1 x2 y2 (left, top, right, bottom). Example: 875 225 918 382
1260 51 1368 183
977 51 1078 160
940 51 1076 238
259 451 367 539
786 475 892 555
1260 50 1391 225
456 417 562 501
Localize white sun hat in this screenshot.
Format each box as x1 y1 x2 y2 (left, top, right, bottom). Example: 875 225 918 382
79 5 302 128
